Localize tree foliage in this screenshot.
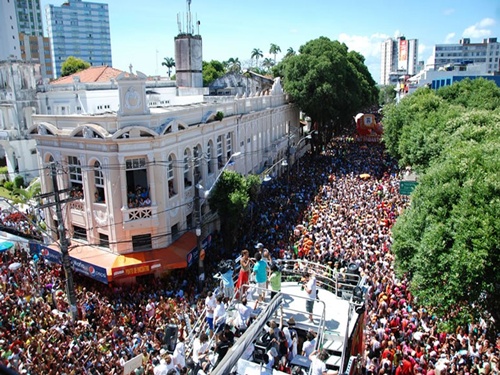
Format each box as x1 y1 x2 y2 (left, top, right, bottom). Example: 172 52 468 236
202 60 225 86
251 48 263 68
161 57 175 78
379 84 397 106
208 171 259 249
388 78 500 331
269 43 281 63
279 37 378 148
61 56 91 77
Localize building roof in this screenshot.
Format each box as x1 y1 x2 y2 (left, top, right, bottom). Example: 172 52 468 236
50 65 127 85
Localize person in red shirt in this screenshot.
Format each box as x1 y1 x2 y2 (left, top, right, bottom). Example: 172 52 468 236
395 354 414 375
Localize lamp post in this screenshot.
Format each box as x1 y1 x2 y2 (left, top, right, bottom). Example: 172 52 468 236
194 151 241 289
294 132 314 173
261 157 288 182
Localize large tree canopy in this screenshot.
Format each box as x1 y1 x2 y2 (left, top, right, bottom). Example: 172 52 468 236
202 60 225 86
61 56 90 77
387 78 500 331
280 37 378 147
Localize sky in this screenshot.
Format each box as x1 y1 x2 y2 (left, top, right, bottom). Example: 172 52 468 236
40 0 500 84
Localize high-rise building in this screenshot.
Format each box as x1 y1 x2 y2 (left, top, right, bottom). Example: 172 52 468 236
380 36 418 85
46 0 112 79
0 0 21 60
432 37 500 74
15 0 44 36
0 0 52 78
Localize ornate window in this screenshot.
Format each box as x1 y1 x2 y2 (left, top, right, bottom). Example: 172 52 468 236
167 154 177 197
68 156 83 199
94 160 105 203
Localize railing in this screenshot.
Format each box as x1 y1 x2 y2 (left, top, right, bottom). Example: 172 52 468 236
124 206 152 221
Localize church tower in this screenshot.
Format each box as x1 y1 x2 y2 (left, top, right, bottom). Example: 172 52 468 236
174 0 203 88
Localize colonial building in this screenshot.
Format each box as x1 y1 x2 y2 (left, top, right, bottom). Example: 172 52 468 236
29 72 300 283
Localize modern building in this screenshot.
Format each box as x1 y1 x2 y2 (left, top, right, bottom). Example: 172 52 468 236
432 37 500 74
45 0 112 79
380 36 418 85
0 0 22 60
15 0 44 36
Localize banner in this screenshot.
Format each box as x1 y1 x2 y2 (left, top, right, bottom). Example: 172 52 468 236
112 260 162 280
398 39 408 70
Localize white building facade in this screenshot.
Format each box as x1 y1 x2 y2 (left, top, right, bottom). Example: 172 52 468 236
433 37 500 74
29 73 300 282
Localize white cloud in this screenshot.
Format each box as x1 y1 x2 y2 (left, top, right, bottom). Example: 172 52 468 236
338 32 390 58
463 18 496 38
393 30 402 39
418 43 427 57
445 32 456 43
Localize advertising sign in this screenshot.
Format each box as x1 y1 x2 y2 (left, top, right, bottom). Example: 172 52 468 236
112 260 162 280
398 38 408 70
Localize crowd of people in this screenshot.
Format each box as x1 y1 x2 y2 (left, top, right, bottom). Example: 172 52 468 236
0 136 498 375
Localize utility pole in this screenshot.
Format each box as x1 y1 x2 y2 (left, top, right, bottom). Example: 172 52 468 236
39 162 78 320
193 160 204 292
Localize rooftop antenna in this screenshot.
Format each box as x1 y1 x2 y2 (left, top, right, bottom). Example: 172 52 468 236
177 13 182 34
187 0 192 35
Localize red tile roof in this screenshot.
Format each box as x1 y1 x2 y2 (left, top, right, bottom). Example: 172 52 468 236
51 65 127 85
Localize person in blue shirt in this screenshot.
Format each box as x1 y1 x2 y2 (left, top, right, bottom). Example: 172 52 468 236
252 252 268 301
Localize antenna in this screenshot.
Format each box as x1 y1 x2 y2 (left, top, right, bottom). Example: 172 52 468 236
186 0 193 35
177 13 182 34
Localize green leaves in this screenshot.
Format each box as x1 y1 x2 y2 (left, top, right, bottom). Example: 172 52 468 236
61 56 90 77
389 78 500 330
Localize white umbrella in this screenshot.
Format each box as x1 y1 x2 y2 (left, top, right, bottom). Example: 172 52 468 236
8 262 22 271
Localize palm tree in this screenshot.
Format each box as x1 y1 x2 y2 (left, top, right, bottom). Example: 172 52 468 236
285 47 296 58
225 57 241 73
161 57 175 78
269 43 281 63
251 48 263 68
262 57 274 73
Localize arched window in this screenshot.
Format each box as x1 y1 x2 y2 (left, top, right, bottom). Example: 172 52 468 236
68 155 83 199
167 154 177 197
216 135 223 169
207 140 213 175
183 149 192 189
94 160 105 203
193 144 202 184
226 132 232 159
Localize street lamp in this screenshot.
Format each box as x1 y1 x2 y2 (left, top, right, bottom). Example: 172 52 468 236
194 151 241 288
261 157 288 182
294 132 315 173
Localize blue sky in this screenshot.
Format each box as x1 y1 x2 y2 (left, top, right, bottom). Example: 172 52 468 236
41 0 499 83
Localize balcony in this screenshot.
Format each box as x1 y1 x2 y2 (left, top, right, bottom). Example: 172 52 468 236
122 205 159 230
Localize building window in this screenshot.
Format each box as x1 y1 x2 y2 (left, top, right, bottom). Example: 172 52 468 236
171 223 179 241
99 233 109 248
167 154 176 197
216 135 223 169
183 149 192 189
126 157 148 203
73 225 87 241
226 133 232 159
193 144 202 184
68 156 83 198
132 234 151 251
207 141 213 174
94 160 105 203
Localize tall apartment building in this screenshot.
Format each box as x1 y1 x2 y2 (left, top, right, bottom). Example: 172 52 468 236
0 0 22 60
380 36 418 85
0 0 52 78
46 0 112 79
433 37 500 74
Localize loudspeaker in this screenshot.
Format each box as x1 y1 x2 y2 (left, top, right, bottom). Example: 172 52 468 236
164 324 178 352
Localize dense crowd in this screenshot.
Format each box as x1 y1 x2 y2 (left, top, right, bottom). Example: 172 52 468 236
0 137 498 375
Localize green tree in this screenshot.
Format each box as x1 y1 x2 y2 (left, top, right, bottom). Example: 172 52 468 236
262 57 274 73
208 170 256 249
251 48 263 68
161 57 175 78
392 129 500 330
202 60 225 86
379 84 397 106
281 37 378 148
269 43 281 63
61 56 90 77
224 57 241 73
285 47 296 58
